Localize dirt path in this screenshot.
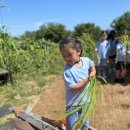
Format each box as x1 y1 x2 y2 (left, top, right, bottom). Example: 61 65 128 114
33 74 66 120
33 74 130 130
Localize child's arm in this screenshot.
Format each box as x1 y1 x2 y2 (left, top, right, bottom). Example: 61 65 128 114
71 78 90 92
71 65 96 92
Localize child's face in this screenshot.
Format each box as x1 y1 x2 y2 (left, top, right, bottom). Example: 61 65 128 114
101 33 107 41
60 44 81 65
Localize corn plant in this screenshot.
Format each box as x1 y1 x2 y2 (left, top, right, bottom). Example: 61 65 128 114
0 28 65 107
0 27 64 75
78 33 97 63
115 32 129 72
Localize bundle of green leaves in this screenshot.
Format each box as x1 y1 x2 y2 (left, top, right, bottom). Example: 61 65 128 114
63 76 106 130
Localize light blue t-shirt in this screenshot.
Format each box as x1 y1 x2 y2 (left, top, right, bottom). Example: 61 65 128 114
96 40 109 59
108 39 117 56
63 57 94 106
117 43 126 61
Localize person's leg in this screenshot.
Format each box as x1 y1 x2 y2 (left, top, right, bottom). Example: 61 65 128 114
114 70 120 83
98 66 102 76
66 106 78 130
120 62 126 83
66 106 90 130
102 59 107 78
116 70 120 79
112 57 116 72
81 118 89 130
115 62 120 83
109 54 116 73
97 59 102 76
66 117 71 130
108 58 112 73
102 66 107 78
127 62 130 75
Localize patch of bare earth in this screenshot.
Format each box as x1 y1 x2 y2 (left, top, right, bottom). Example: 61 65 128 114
33 74 130 130
33 74 66 120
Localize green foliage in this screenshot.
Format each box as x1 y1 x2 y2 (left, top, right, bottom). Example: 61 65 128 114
0 27 65 107
111 11 130 35
0 28 64 74
23 23 71 43
0 70 57 108
78 33 97 62
0 114 15 125
74 23 101 41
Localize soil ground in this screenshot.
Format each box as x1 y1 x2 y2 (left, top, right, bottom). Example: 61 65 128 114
33 73 130 130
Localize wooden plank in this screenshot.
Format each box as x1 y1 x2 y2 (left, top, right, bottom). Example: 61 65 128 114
18 111 59 130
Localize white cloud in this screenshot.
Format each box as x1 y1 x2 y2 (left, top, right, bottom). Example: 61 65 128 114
33 19 60 28
34 22 43 28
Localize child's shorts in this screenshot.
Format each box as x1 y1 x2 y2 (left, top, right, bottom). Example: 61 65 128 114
98 59 107 66
116 61 125 70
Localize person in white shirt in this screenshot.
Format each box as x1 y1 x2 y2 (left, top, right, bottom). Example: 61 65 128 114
115 42 126 83
95 30 109 78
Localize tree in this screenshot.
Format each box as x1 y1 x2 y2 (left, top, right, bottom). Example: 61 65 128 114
35 23 71 43
74 23 101 41
111 11 130 35
22 31 36 40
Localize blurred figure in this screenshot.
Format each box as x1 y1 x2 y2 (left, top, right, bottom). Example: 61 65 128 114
95 30 109 78
115 42 126 83
107 30 117 73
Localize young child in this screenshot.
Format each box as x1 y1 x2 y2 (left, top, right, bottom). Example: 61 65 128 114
115 42 126 83
107 30 117 73
59 37 96 130
95 30 109 78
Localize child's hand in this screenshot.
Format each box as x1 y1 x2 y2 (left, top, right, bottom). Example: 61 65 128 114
89 65 96 78
89 71 96 78
95 48 98 52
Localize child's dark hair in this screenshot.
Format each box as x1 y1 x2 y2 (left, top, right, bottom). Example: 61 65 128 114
59 37 83 56
107 30 115 40
100 30 108 36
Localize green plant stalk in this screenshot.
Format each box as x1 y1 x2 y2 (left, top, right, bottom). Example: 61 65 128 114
65 76 106 130
76 78 97 129
0 114 15 125
73 78 96 130
62 79 94 120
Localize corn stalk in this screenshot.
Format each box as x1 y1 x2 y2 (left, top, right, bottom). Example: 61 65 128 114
78 33 97 63
115 32 129 72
